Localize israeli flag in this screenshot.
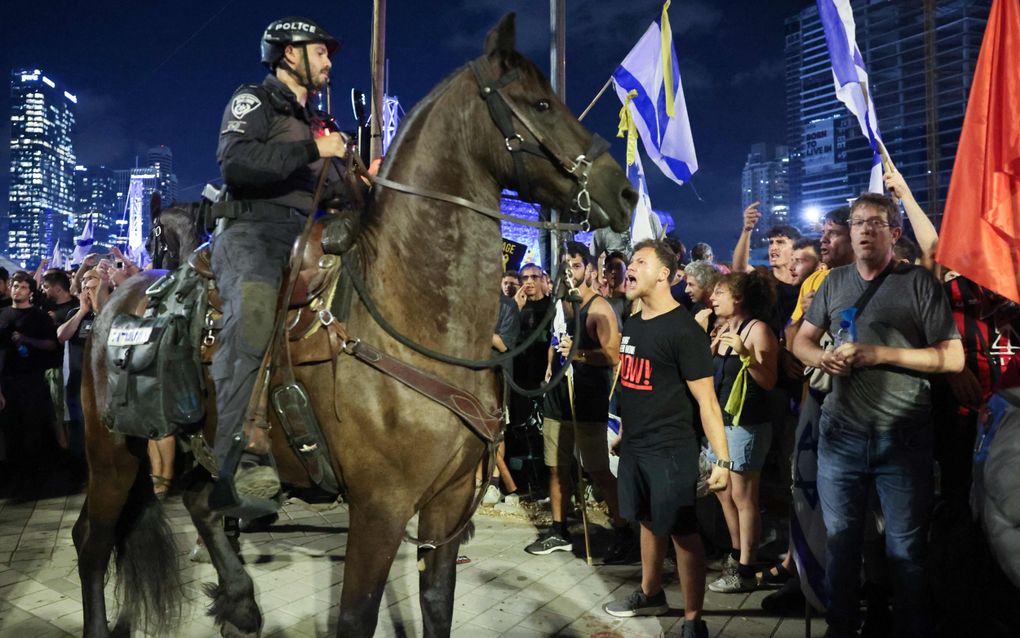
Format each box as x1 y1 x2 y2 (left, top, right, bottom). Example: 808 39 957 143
817 0 885 193
50 240 65 270
627 152 662 244
70 219 95 268
611 17 698 186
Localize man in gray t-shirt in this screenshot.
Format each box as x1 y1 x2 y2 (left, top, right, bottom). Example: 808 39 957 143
792 193 963 638
803 261 959 429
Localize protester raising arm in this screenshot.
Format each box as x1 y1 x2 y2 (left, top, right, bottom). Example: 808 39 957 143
57 286 94 343
731 202 761 274
884 170 938 268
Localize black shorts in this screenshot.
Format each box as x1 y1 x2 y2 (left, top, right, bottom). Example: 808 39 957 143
618 446 699 537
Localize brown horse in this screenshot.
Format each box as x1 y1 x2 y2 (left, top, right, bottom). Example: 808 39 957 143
74 14 634 638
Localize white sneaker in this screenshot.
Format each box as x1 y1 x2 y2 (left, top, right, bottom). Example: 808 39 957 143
482 484 502 505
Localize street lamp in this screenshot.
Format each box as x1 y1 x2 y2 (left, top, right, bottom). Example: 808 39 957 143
803 206 822 225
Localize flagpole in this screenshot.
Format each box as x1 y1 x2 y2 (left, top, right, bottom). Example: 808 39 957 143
548 0 566 270
370 0 386 159
859 81 895 173
578 77 612 122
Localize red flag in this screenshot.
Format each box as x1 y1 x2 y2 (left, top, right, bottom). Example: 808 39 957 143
937 0 1020 303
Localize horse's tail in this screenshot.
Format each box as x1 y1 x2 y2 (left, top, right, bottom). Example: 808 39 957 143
112 450 183 635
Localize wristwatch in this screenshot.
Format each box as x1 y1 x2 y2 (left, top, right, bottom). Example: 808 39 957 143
714 458 734 470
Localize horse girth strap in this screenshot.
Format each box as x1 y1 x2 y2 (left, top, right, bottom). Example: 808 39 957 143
371 176 584 232
324 322 502 444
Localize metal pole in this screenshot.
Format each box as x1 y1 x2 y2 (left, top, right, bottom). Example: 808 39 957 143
370 0 386 159
548 0 567 269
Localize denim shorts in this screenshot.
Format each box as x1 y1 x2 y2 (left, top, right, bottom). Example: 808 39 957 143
706 422 772 472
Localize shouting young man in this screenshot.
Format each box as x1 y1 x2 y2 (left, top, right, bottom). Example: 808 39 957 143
603 240 731 638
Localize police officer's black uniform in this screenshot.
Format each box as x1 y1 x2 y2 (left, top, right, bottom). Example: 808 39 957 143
211 17 342 498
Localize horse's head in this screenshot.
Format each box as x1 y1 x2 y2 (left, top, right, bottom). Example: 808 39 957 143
469 14 636 233
147 202 209 270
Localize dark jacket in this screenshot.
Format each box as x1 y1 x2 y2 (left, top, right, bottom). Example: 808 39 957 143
216 75 345 213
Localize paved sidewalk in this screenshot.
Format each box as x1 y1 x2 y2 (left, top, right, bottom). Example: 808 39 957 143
0 493 815 637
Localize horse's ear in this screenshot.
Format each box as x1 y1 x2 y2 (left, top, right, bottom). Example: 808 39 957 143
150 192 161 219
484 13 517 63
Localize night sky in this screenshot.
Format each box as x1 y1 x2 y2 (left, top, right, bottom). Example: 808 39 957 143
0 0 812 254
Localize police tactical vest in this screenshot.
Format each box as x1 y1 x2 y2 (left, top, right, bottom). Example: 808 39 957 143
226 81 336 213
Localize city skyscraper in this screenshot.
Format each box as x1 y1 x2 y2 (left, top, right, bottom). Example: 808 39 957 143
146 145 178 206
784 0 991 228
741 143 790 247
6 69 77 265
106 148 178 249
74 165 119 246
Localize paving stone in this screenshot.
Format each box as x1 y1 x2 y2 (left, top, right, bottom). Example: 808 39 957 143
0 492 813 636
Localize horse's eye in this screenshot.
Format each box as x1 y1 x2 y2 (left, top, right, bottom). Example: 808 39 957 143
535 100 551 112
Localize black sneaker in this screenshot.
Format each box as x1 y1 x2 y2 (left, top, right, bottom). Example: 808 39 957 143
524 531 572 555
602 526 637 565
603 588 669 618
681 619 709 638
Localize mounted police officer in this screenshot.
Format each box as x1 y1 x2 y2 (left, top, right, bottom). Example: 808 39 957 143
211 17 347 507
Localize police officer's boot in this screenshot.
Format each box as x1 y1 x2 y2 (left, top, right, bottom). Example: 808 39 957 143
234 455 281 500
231 392 281 503
210 434 281 519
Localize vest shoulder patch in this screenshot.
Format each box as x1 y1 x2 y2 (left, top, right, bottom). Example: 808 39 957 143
231 92 262 119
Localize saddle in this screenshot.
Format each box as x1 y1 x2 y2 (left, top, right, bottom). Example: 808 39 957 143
190 211 360 368
189 212 358 504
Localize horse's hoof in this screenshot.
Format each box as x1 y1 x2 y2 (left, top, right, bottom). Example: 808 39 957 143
221 620 260 638
189 541 211 564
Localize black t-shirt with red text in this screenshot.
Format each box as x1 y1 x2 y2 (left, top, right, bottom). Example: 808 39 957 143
618 305 714 455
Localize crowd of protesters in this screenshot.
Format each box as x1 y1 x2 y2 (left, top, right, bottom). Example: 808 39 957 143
490 169 1020 638
0 246 179 500
2 167 1017 635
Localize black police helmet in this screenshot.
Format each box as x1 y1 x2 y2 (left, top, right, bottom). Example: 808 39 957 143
261 17 341 69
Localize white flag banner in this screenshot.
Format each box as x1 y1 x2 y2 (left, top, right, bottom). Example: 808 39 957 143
70 218 94 267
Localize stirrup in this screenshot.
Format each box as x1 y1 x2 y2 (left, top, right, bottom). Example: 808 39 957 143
209 433 281 520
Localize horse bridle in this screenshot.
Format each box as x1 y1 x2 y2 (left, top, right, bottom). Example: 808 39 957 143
148 217 169 269
148 203 209 270
370 58 611 233
468 59 609 230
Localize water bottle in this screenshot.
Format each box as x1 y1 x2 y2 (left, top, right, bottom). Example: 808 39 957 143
16 344 29 358
832 308 858 349
832 320 854 349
